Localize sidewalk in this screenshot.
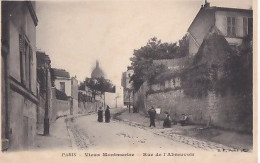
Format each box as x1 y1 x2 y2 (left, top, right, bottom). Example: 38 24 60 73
34 117 72 150
34 111 96 150
114 110 253 151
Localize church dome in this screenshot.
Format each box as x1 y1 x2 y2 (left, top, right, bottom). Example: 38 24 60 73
91 61 105 78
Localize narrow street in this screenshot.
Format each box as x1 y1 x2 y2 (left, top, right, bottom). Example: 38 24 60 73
66 110 199 151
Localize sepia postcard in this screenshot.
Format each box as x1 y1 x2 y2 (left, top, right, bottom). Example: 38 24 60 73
0 0 257 163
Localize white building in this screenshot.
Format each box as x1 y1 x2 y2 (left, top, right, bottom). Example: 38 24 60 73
188 2 253 55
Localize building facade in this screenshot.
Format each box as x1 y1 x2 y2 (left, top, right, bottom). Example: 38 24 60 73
1 1 38 150
188 2 253 55
53 68 78 115
53 68 71 96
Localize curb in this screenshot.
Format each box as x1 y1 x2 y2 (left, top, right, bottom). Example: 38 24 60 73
64 112 96 149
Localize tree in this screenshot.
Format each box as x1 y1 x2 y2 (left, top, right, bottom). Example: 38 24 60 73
177 34 189 58
82 77 115 100
129 37 183 91
219 34 253 96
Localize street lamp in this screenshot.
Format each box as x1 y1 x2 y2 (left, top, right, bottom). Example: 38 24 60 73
44 57 51 136
127 89 131 113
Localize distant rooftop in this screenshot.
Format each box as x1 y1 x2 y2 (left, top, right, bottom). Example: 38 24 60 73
91 60 105 78
52 68 70 78
36 51 51 67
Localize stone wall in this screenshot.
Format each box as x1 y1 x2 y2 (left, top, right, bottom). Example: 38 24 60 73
134 83 252 133
36 95 45 134
78 101 101 113
9 91 37 150
52 99 70 117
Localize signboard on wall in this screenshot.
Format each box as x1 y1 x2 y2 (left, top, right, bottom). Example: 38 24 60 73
155 108 161 114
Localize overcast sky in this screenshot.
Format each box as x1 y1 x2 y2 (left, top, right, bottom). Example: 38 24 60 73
36 0 252 86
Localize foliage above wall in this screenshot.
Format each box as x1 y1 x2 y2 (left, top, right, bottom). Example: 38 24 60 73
129 35 189 91
55 88 68 101
80 77 115 100
216 35 253 97
146 87 181 96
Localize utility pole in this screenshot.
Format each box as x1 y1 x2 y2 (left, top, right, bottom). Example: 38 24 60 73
104 92 106 109
44 60 50 136
128 90 131 113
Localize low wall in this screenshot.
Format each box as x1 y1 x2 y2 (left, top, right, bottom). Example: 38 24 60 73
78 101 102 114
134 82 252 133
52 99 70 117
36 96 45 134
72 98 78 115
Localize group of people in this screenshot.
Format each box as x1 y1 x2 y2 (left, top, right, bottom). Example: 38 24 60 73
97 105 111 123
148 106 189 128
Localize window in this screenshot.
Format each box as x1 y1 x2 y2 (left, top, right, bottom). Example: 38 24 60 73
19 34 32 90
248 17 253 35
243 17 248 36
19 34 26 85
227 17 236 37
243 17 253 37
60 82 65 93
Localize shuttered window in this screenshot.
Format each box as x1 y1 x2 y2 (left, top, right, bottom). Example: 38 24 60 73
227 17 236 37
19 34 26 85
243 17 248 36
19 34 32 90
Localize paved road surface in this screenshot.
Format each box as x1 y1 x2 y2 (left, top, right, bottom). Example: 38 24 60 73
67 113 199 151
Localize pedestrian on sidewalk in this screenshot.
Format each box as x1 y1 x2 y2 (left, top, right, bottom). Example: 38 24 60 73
105 105 111 123
148 106 156 127
163 112 171 128
97 106 103 122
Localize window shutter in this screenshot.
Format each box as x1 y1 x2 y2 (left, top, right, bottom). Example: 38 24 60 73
29 46 33 61
19 34 24 53
232 17 236 36
243 17 248 36
227 17 231 36
19 34 25 84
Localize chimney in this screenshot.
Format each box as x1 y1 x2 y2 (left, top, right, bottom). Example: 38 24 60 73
204 0 210 7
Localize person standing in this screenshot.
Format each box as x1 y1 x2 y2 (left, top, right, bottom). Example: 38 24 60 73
163 113 171 128
148 106 156 127
97 106 103 122
105 105 111 123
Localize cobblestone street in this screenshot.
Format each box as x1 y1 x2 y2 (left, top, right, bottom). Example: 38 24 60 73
64 110 250 152
113 118 249 152
65 112 199 151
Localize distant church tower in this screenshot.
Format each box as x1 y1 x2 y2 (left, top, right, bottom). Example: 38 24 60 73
91 60 105 78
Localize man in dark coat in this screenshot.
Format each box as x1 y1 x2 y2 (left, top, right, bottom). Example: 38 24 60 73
148 106 156 127
97 107 103 122
105 105 111 123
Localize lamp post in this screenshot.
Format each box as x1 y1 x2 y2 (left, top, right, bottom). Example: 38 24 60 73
128 89 131 113
43 58 50 136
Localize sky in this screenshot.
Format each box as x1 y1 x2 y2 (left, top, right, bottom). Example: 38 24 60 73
36 0 252 87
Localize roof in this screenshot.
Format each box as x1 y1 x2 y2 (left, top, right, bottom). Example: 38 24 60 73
52 68 70 78
211 6 253 14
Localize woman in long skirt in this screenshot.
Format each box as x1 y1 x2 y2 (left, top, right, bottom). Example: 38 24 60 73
97 107 103 122
105 105 111 123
